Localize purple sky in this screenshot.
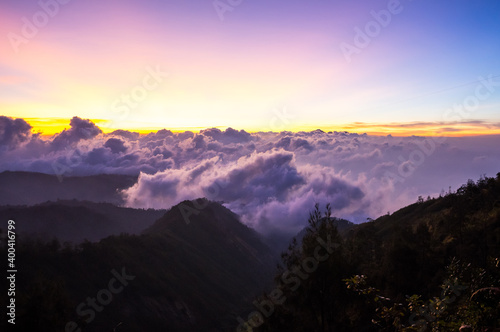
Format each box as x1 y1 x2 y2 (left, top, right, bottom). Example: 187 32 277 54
1 0 499 133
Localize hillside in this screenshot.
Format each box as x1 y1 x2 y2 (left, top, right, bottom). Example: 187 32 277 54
253 173 500 331
0 199 275 332
144 198 274 261
1 174 498 331
345 173 500 298
0 200 166 243
0 171 137 206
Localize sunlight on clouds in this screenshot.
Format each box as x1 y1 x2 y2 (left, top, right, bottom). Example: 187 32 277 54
20 117 500 137
2 115 500 232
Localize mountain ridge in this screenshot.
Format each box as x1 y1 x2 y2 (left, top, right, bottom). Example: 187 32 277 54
0 171 137 206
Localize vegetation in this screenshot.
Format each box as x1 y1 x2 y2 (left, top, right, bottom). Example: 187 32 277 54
0 200 275 331
1 174 499 331
0 200 166 243
254 173 500 331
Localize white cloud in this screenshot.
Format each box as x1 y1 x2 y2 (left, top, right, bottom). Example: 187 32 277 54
2 117 499 236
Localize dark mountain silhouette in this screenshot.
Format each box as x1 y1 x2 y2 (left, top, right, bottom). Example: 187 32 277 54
1 174 498 331
0 200 166 243
0 199 275 332
255 173 500 331
144 199 275 265
263 217 355 255
297 216 354 240
0 171 137 206
344 174 500 298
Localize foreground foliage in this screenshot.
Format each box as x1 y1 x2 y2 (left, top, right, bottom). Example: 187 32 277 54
255 173 500 331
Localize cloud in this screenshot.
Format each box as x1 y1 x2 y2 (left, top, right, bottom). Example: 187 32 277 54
0 116 32 151
340 121 500 136
104 138 128 154
2 117 500 236
120 150 366 235
109 130 140 140
200 127 253 144
51 116 102 150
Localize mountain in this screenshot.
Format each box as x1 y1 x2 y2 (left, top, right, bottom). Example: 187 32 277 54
2 173 498 331
0 171 137 206
0 199 276 332
344 173 500 298
296 216 354 241
0 200 166 243
263 217 355 255
144 198 274 263
253 173 500 331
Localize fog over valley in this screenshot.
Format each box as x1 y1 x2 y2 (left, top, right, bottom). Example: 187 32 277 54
1 116 499 237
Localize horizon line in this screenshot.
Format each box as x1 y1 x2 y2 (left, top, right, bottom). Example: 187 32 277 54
15 116 500 137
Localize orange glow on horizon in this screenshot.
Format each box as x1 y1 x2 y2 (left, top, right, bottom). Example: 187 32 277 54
24 117 500 137
291 123 500 137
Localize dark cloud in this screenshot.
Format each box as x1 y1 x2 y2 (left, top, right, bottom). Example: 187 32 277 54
152 147 173 159
110 130 140 141
177 131 194 140
275 137 291 149
208 151 305 205
51 117 102 150
291 138 313 151
200 127 253 144
0 116 32 151
191 135 207 150
104 138 128 154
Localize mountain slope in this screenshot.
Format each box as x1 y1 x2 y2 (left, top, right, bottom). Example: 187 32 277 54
0 200 166 242
0 199 275 331
253 173 500 331
145 198 274 264
0 171 137 206
345 173 500 297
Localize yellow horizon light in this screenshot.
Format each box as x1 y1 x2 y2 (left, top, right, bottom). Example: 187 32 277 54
22 117 500 137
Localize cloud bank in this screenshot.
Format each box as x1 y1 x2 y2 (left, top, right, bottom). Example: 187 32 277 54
1 116 499 235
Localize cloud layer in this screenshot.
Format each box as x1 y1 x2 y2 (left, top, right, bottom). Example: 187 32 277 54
1 116 499 235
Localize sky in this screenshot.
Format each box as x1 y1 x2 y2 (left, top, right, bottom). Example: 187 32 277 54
1 0 500 234
1 0 500 134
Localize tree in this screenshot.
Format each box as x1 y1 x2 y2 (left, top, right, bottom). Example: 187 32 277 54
257 204 353 331
344 257 500 331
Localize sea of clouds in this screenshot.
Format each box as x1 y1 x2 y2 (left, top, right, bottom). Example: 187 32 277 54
1 116 499 236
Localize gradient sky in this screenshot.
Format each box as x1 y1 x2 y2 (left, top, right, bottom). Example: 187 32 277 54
1 0 500 135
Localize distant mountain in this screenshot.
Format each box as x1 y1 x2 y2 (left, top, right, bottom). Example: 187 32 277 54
0 171 137 206
264 217 355 255
0 200 166 243
296 216 354 241
0 199 276 331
